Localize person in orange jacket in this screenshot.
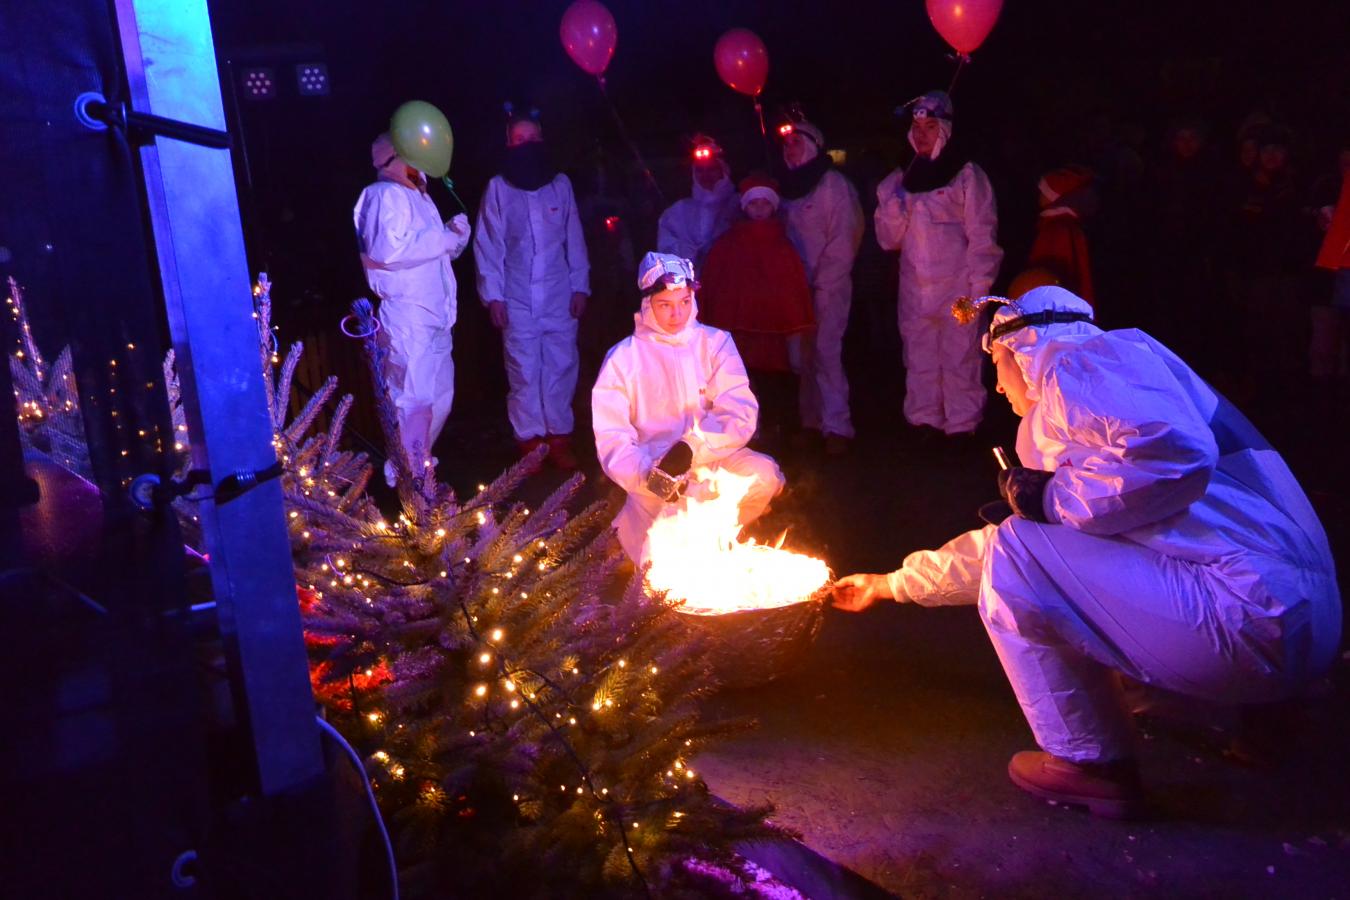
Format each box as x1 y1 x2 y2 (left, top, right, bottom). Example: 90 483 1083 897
1027 165 1096 305
1310 142 1350 383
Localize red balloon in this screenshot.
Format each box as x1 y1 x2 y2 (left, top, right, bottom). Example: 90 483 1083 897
560 0 617 76
925 0 1003 55
714 28 769 97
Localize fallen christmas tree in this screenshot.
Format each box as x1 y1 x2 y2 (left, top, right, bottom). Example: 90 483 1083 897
167 284 791 897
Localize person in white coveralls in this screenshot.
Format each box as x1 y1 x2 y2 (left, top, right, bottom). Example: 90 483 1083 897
833 286 1341 819
592 252 784 564
354 132 471 485
473 111 590 469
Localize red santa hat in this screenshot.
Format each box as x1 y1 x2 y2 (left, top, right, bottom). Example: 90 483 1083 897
1038 165 1094 203
738 173 781 210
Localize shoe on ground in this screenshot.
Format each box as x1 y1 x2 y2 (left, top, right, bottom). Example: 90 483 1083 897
1007 751 1144 819
823 433 851 456
517 436 546 458
546 434 579 470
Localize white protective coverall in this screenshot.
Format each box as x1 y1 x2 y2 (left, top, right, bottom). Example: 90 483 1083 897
782 167 864 439
354 163 470 466
875 158 1002 434
886 287 1341 763
656 164 740 271
592 294 784 563
474 173 590 440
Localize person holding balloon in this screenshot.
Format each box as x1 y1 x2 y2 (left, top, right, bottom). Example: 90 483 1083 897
473 109 591 470
776 113 864 457
875 91 1003 443
656 135 740 272
354 129 471 486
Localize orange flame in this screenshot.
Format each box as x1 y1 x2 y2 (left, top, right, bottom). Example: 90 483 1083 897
645 469 830 616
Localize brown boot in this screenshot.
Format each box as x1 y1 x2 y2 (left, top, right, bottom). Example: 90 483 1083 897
823 433 851 456
546 434 579 470
517 436 546 459
1007 751 1144 819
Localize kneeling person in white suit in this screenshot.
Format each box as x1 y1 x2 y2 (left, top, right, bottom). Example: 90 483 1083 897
592 252 784 564
833 286 1341 818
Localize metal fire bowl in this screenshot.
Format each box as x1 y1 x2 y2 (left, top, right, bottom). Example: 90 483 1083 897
674 587 828 690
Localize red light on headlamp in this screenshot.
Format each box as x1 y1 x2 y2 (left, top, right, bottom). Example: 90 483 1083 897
778 123 794 137
693 145 713 161
604 215 620 232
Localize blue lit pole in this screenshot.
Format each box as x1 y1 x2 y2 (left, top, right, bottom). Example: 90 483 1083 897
112 0 323 795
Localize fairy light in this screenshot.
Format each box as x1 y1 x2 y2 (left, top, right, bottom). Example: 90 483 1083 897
479 652 491 665
435 528 446 538
490 628 503 642
474 684 488 697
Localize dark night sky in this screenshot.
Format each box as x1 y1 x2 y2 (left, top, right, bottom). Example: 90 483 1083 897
205 0 1349 311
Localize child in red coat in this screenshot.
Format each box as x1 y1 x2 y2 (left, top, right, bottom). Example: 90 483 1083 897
699 175 816 440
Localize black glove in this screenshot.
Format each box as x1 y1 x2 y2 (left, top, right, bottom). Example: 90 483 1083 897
657 441 693 476
997 467 1054 523
645 441 693 503
978 499 1014 525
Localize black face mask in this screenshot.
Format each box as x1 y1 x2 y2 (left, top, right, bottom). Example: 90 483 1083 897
775 151 832 201
501 141 558 192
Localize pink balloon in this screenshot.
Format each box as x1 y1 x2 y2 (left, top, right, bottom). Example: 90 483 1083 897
925 0 1003 55
560 0 618 77
714 28 769 98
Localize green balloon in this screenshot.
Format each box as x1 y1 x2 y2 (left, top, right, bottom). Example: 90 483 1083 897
389 100 454 178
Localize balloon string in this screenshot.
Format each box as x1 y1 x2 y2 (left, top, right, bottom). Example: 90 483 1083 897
754 98 773 168
440 176 469 216
946 53 969 95
595 77 664 203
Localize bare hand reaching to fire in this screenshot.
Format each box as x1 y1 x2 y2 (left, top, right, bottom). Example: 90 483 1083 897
831 573 895 612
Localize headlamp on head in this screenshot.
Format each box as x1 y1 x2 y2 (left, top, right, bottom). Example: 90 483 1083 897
638 252 700 295
952 295 1094 354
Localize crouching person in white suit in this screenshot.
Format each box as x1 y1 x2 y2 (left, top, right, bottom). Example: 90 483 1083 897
833 286 1341 818
592 252 784 564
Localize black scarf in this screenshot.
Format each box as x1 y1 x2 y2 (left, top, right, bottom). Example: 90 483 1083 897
776 152 833 201
901 132 971 194
501 142 559 192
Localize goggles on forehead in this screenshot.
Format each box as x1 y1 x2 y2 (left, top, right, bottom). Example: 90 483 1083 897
911 106 945 120
638 257 699 293
980 310 1095 352
642 272 701 295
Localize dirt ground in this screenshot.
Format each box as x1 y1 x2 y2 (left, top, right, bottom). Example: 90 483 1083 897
424 343 1350 899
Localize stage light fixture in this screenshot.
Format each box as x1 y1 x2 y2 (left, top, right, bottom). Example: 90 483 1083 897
296 63 329 97
241 67 276 100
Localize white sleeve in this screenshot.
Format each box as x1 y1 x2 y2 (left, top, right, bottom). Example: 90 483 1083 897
472 179 507 303
812 172 864 290
591 348 652 495
874 171 911 251
445 213 471 261
1039 352 1218 535
686 331 759 466
356 187 455 270
887 524 993 607
561 177 591 296
961 164 1003 297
